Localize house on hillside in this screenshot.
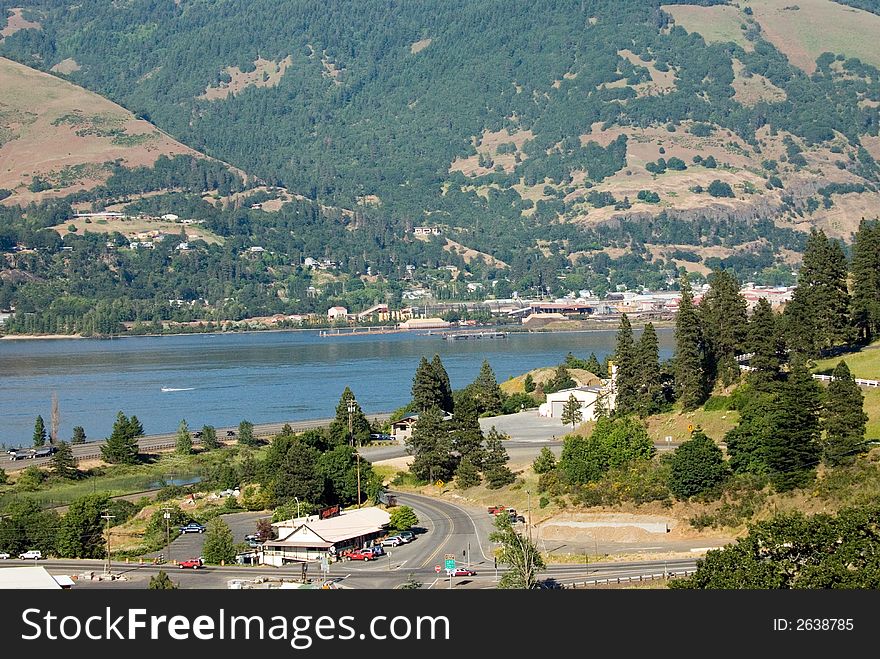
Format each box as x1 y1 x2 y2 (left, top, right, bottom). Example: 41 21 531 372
327 306 349 321
391 410 453 442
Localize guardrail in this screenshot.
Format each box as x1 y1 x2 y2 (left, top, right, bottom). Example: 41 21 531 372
565 569 695 588
738 365 879 388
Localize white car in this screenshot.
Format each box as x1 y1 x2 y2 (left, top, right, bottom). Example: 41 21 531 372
0 552 10 560
19 550 42 560
381 536 404 547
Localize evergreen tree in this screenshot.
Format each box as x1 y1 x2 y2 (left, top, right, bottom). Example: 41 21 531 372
561 393 583 429
545 365 575 394
71 426 86 445
470 359 504 415
50 441 78 480
765 362 822 491
238 419 258 446
261 436 325 505
784 229 852 357
202 518 236 564
593 390 609 419
850 219 880 343
32 415 47 448
724 391 776 476
316 444 361 505
454 455 481 489
822 361 868 467
412 356 443 412
523 373 536 393
636 322 665 416
668 429 728 499
483 428 515 489
101 411 140 464
405 407 454 483
532 446 557 474
175 419 192 455
431 354 454 413
584 352 605 377
201 425 219 450
127 415 144 438
700 269 748 386
612 314 639 415
747 298 783 389
0 467 7 486
448 392 485 467
674 274 708 410
148 571 178 589
328 387 371 446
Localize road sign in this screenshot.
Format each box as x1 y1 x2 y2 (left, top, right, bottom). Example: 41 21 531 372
444 553 456 571
434 565 442 573
435 480 444 488
687 424 694 433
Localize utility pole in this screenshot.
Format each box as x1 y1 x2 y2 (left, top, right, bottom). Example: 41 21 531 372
162 505 173 565
101 511 115 575
348 397 361 507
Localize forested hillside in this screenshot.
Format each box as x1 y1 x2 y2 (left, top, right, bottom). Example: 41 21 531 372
1 0 880 330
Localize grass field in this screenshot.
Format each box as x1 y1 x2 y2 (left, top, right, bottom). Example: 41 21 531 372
661 4 751 49
750 0 880 72
813 341 880 379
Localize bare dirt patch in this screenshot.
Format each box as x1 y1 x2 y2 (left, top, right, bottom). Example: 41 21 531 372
50 58 80 75
616 49 677 96
661 3 752 50
1 7 40 39
731 59 786 106
200 56 293 100
443 238 509 268
449 127 533 176
410 38 432 54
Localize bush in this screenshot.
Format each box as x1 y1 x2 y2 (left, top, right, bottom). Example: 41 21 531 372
703 395 733 411
539 495 549 509
707 180 734 197
502 392 537 414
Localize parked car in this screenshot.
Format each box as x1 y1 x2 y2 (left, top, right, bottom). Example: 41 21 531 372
226 430 236 437
0 552 10 559
343 549 376 561
487 505 506 515
369 433 394 442
446 568 476 577
381 536 404 547
33 446 58 459
179 558 203 569
19 550 42 560
192 431 203 439
366 545 385 556
179 522 206 534
397 531 415 543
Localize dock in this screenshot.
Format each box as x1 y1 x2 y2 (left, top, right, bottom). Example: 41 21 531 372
319 326 402 337
440 330 508 341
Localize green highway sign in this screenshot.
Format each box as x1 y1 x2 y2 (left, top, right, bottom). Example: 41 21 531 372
445 553 456 571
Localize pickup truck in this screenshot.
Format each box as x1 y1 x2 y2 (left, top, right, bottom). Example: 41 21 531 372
487 505 506 514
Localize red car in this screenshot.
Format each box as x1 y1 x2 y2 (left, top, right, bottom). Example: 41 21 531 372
343 549 376 561
447 568 477 577
179 558 203 569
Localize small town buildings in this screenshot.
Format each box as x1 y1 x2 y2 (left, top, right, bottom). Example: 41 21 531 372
260 506 391 565
391 410 453 441
412 226 442 236
327 306 349 320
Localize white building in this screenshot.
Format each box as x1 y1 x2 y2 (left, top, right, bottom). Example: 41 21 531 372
161 213 179 221
0 566 69 589
261 507 391 565
539 363 617 421
327 306 348 320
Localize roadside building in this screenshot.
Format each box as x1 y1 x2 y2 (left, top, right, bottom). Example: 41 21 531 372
391 410 453 441
0 566 67 589
540 385 610 421
260 507 391 565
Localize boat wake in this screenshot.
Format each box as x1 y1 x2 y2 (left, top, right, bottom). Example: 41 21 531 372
161 387 195 392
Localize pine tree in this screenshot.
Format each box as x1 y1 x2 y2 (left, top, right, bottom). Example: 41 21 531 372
700 269 748 386
636 322 664 416
449 393 485 467
101 411 140 464
127 415 144 438
545 365 575 394
523 373 536 393
201 425 219 450
561 394 583 429
176 419 192 455
612 314 639 414
405 407 453 483
822 361 869 467
32 415 47 447
148 571 178 589
532 446 557 474
765 362 822 491
329 387 371 446
412 356 442 412
202 518 236 564
71 426 86 445
50 441 78 480
668 429 728 499
483 428 515 489
850 219 880 344
470 359 504 415
785 229 852 357
747 298 783 389
584 352 605 378
674 274 708 410
431 354 454 413
454 455 481 489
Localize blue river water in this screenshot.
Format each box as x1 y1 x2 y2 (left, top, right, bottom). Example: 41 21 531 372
0 328 674 444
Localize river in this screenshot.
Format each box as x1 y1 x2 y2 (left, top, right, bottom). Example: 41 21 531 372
0 328 674 444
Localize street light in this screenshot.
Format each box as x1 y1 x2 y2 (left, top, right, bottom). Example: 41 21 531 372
295 496 301 520
348 397 361 507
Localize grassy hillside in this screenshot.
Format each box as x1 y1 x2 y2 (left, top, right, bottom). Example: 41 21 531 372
0 56 214 205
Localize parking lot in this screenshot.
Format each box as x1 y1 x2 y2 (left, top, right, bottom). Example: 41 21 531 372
145 511 270 563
